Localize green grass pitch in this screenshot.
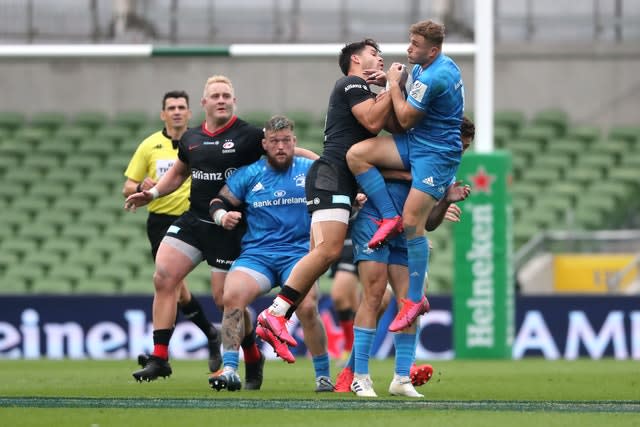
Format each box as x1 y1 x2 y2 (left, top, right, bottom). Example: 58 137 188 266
0 358 638 426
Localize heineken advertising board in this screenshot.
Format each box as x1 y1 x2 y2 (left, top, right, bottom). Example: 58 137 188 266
454 151 514 358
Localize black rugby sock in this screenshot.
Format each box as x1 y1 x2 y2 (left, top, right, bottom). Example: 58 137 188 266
180 293 216 336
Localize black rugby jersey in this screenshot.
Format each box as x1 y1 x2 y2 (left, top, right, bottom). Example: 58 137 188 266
321 75 377 169
177 116 265 219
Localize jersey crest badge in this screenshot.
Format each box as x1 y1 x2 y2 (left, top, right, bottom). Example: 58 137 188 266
294 173 306 187
410 81 428 102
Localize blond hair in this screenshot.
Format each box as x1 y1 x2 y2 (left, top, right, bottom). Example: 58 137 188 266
203 75 234 97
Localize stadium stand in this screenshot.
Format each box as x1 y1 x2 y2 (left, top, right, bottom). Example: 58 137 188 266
284 110 315 139
1 109 638 295
113 111 149 133
30 112 67 133
94 125 133 145
608 125 640 144
241 110 272 128
72 111 110 131
564 125 600 144
0 111 26 132
531 109 570 136
494 110 525 136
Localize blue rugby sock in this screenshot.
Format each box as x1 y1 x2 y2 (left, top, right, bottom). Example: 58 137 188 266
407 236 428 302
222 350 239 371
312 353 330 378
394 333 417 376
353 327 376 375
355 168 398 219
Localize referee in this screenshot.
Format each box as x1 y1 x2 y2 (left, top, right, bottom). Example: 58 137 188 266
122 90 221 372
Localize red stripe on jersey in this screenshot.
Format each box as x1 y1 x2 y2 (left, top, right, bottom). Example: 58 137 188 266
201 115 238 137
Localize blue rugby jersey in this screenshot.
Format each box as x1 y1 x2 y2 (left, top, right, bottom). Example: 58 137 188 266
225 156 314 255
406 53 465 157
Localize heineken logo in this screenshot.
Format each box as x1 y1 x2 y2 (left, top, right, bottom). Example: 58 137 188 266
467 166 496 194
465 203 495 348
454 154 513 358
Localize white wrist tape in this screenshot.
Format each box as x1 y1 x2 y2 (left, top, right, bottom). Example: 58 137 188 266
213 209 227 226
149 187 160 200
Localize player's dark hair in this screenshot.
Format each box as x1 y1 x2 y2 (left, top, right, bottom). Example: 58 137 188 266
461 116 475 140
162 90 190 109
338 38 380 76
264 115 295 133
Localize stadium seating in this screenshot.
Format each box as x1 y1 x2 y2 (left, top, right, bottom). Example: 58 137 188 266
22 155 62 176
535 196 573 219
240 110 272 127
576 152 616 173
494 110 525 135
518 124 557 145
1 109 639 295
548 182 583 204
73 111 110 131
94 125 133 145
608 125 640 144
13 126 48 146
3 264 46 288
74 278 120 294
40 240 83 261
564 125 600 144
63 153 104 173
62 223 102 245
83 239 124 259
38 137 79 159
532 109 569 136
31 277 76 294
513 222 540 248
44 169 85 189
590 138 629 160
0 138 33 159
507 138 545 164
493 125 512 148
0 152 18 172
0 111 26 132
30 112 67 132
46 263 89 290
299 126 325 154
0 183 26 204
91 264 131 290
532 154 570 174
113 111 149 133
77 138 116 158
284 110 315 138
564 166 603 187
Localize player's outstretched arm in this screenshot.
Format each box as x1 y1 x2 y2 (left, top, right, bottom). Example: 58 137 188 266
363 68 387 87
443 203 462 223
123 189 154 212
124 158 189 212
294 146 320 160
122 177 156 198
425 181 471 231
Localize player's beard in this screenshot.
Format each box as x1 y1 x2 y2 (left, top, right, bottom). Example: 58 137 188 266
269 155 293 171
